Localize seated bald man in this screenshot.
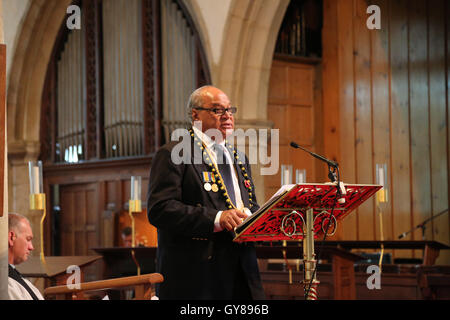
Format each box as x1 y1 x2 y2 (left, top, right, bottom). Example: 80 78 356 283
8 213 44 300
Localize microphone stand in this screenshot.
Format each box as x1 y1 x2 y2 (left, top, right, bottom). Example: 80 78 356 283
290 141 339 183
398 208 449 240
290 141 341 300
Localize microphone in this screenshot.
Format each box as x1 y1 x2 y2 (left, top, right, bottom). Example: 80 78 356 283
290 142 338 168
398 232 407 239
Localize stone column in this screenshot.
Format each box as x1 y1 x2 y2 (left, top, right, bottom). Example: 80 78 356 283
0 0 9 300
8 141 42 256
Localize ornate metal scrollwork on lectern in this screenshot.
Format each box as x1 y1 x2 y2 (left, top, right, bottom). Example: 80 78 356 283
314 210 338 237
280 210 305 237
279 209 337 300
233 183 383 300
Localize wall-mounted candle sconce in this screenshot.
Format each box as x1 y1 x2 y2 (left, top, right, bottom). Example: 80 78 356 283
28 161 46 264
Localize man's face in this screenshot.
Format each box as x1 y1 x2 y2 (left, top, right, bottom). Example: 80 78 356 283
192 87 234 140
9 220 34 265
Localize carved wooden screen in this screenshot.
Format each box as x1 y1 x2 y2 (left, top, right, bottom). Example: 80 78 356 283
41 0 211 164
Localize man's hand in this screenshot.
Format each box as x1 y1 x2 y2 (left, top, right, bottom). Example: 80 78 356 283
219 209 248 231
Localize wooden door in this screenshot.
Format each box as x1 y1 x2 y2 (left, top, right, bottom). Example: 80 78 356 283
60 183 100 257
59 182 102 282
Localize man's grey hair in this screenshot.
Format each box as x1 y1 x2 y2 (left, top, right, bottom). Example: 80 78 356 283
8 213 30 234
187 85 215 122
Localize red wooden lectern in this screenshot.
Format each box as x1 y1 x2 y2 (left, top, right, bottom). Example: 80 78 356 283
234 183 382 300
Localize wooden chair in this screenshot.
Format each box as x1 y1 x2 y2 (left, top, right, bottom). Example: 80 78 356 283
44 273 163 300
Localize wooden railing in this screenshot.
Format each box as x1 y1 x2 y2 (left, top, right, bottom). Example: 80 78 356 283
44 273 163 300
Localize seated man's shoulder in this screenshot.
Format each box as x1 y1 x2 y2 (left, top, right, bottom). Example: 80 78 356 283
8 276 43 300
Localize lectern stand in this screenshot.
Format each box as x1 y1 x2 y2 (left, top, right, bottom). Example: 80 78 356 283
234 183 381 300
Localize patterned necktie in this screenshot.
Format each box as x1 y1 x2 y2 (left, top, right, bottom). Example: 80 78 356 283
214 144 236 207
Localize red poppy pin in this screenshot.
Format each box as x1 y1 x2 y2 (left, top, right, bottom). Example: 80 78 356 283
244 180 251 189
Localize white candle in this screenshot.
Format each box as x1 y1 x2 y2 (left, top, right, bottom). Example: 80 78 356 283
33 166 40 194
378 167 384 186
133 180 139 200
296 169 306 184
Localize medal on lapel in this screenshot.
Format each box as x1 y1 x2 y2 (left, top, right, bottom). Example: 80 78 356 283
191 129 254 208
210 172 218 192
203 171 213 192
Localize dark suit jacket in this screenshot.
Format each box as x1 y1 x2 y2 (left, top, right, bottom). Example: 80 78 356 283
147 133 265 300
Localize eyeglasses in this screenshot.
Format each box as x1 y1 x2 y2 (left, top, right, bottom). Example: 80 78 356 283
194 106 237 116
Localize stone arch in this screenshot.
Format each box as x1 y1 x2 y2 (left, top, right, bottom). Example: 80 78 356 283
7 0 71 158
215 0 289 202
6 0 71 220
217 0 289 122
8 0 215 159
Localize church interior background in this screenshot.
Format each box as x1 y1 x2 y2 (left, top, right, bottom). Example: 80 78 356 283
0 0 449 300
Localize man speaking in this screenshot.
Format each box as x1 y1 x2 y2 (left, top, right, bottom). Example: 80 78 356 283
147 86 265 300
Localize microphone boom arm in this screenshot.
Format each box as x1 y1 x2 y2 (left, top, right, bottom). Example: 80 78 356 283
290 142 338 168
398 208 449 239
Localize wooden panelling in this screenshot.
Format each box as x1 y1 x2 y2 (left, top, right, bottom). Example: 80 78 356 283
320 0 449 264
267 60 319 201
389 0 413 259
371 0 393 248
60 182 101 282
409 0 432 259
353 0 374 241
60 183 100 256
336 0 357 240
428 0 449 265
321 0 340 172
287 105 314 146
287 66 313 105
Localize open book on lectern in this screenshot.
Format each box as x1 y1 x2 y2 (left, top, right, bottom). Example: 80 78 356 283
234 183 382 243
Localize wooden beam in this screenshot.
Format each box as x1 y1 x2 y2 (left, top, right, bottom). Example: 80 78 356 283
142 0 161 153
84 0 103 160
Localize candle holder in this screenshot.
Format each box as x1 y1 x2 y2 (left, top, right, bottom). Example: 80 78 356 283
29 161 44 209
28 161 47 266
376 163 388 204
129 176 142 245
375 163 389 272
129 176 142 275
